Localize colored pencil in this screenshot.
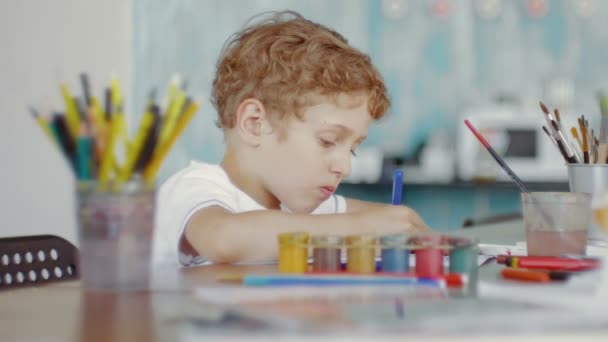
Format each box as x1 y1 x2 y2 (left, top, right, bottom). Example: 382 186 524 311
30 74 200 191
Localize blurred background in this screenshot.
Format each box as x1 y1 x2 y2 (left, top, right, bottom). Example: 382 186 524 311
2 0 608 243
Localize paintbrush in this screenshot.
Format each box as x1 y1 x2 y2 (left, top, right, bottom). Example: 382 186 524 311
539 101 551 117
584 117 594 163
465 119 555 227
551 120 578 163
578 117 589 163
554 108 562 125
569 137 582 163
599 92 608 144
591 129 598 163
539 102 578 163
543 125 568 161
543 125 569 162
465 120 529 192
540 103 570 162
570 127 584 156
543 126 559 149
552 108 579 163
598 144 608 164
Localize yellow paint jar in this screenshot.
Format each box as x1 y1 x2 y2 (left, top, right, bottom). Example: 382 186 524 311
345 234 377 273
277 232 310 273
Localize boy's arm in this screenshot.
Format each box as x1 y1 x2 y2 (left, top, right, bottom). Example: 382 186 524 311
185 200 429 264
344 197 385 212
185 206 366 264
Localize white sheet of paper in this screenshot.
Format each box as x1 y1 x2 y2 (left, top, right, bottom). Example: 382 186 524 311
478 243 527 257
479 270 603 310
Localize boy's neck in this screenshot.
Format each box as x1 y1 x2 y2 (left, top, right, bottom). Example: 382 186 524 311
220 152 281 210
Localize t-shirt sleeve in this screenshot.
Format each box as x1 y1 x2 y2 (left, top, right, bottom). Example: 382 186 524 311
312 194 347 214
154 171 237 267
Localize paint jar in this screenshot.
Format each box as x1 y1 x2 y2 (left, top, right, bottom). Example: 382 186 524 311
448 237 478 293
411 233 445 277
345 234 377 273
380 234 409 273
277 232 309 273
310 235 343 272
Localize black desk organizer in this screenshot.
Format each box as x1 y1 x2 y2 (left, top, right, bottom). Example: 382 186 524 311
0 235 79 290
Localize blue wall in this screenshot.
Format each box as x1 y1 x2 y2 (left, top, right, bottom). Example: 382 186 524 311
131 0 605 229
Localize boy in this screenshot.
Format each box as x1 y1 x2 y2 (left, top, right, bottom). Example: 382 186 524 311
155 11 428 266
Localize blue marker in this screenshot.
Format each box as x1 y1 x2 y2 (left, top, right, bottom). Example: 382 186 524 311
243 274 444 288
392 170 403 205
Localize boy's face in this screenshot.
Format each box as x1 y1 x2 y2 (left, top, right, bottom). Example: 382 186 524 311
258 95 372 213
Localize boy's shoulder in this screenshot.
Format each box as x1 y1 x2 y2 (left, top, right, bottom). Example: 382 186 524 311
158 160 237 200
163 161 230 185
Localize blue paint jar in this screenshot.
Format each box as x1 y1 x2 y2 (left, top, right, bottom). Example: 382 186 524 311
380 234 409 272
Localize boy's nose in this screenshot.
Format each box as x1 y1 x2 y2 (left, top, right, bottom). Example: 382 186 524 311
329 153 352 179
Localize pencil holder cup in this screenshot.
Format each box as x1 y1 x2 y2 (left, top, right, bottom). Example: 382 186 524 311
76 180 155 292
567 164 608 242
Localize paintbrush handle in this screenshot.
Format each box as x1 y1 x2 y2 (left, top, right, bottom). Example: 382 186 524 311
464 120 529 193
601 117 608 145
551 120 579 163
487 146 530 192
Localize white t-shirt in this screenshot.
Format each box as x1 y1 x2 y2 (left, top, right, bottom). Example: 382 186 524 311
154 161 347 267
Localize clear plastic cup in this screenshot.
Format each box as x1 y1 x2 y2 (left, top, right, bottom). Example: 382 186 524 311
521 192 591 257
77 181 155 291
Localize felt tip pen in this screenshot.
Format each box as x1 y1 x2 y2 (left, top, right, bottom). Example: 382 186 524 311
242 274 448 288
496 255 599 271
501 267 571 282
392 170 404 205
306 271 467 288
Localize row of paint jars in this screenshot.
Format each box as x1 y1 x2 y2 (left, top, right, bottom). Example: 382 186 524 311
277 232 478 279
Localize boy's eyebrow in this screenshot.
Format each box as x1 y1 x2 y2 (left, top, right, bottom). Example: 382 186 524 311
324 123 367 141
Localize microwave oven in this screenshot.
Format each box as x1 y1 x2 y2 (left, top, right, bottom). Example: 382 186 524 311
457 105 568 182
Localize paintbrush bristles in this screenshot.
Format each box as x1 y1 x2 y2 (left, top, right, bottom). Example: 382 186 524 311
554 109 561 123
539 101 550 115
571 127 584 152
538 102 608 164
571 127 580 140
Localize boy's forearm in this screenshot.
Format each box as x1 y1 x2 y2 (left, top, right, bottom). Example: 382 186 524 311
344 197 385 212
186 209 362 264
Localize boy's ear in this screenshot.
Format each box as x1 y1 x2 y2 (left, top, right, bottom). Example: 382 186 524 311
235 98 273 146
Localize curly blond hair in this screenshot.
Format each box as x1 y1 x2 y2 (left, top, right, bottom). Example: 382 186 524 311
211 11 390 129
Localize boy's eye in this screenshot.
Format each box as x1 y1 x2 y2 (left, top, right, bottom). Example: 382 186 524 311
319 138 336 148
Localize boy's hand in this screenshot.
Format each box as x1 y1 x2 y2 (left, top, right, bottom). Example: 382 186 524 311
353 204 430 235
